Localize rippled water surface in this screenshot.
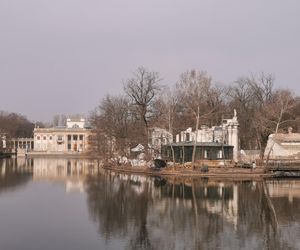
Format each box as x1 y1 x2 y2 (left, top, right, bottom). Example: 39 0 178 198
0 158 299 250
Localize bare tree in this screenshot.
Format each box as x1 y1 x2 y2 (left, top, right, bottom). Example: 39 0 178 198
249 73 274 105
52 114 67 127
52 115 60 127
124 67 163 146
89 95 134 158
257 89 297 167
176 70 220 167
155 87 182 167
101 95 133 155
227 73 276 151
88 110 114 161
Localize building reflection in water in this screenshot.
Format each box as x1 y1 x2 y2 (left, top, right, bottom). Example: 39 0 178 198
1 158 299 249
85 171 300 250
0 157 33 194
268 179 300 203
32 158 99 193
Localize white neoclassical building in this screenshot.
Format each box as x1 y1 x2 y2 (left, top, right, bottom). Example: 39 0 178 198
33 118 91 154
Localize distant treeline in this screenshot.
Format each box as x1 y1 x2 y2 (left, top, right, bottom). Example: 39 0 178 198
0 111 36 139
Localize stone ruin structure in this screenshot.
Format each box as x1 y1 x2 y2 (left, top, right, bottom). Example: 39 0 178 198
175 110 239 162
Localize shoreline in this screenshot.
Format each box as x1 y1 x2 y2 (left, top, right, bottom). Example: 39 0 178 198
4 154 299 179
103 165 275 180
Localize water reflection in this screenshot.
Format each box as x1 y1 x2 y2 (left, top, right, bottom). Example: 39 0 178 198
32 158 98 193
85 172 300 249
0 158 299 250
86 175 300 249
0 158 32 194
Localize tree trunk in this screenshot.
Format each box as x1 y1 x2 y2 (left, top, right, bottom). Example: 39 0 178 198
168 107 175 170
192 107 200 169
182 145 185 165
265 109 283 169
171 144 175 170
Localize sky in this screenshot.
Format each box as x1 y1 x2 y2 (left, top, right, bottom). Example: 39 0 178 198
0 0 300 122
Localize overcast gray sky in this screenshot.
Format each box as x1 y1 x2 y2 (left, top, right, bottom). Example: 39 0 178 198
1 0 299 122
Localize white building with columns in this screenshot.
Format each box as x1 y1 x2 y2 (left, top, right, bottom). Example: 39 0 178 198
33 118 91 154
175 110 240 162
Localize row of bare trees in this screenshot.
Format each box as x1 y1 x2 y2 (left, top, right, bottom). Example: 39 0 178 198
89 67 300 159
229 74 299 160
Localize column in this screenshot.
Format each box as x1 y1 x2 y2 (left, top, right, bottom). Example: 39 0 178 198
232 124 239 162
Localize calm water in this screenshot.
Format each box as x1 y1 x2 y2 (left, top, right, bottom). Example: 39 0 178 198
0 158 299 250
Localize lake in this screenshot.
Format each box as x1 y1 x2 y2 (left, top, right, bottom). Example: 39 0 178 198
0 158 299 250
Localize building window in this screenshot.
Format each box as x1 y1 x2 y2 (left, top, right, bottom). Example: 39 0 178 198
79 135 83 140
73 135 78 140
37 136 40 140
43 136 46 140
68 135 71 141
49 136 52 140
68 144 71 150
72 124 79 128
186 133 190 141
217 150 223 159
167 149 170 157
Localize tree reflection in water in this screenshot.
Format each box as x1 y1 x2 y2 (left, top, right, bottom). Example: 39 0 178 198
2 157 298 250
85 172 300 250
0 158 32 194
85 171 153 249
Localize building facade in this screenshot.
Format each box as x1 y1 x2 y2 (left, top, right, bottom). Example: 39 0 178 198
162 142 233 163
174 110 239 162
264 127 300 159
148 127 173 157
33 118 91 154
